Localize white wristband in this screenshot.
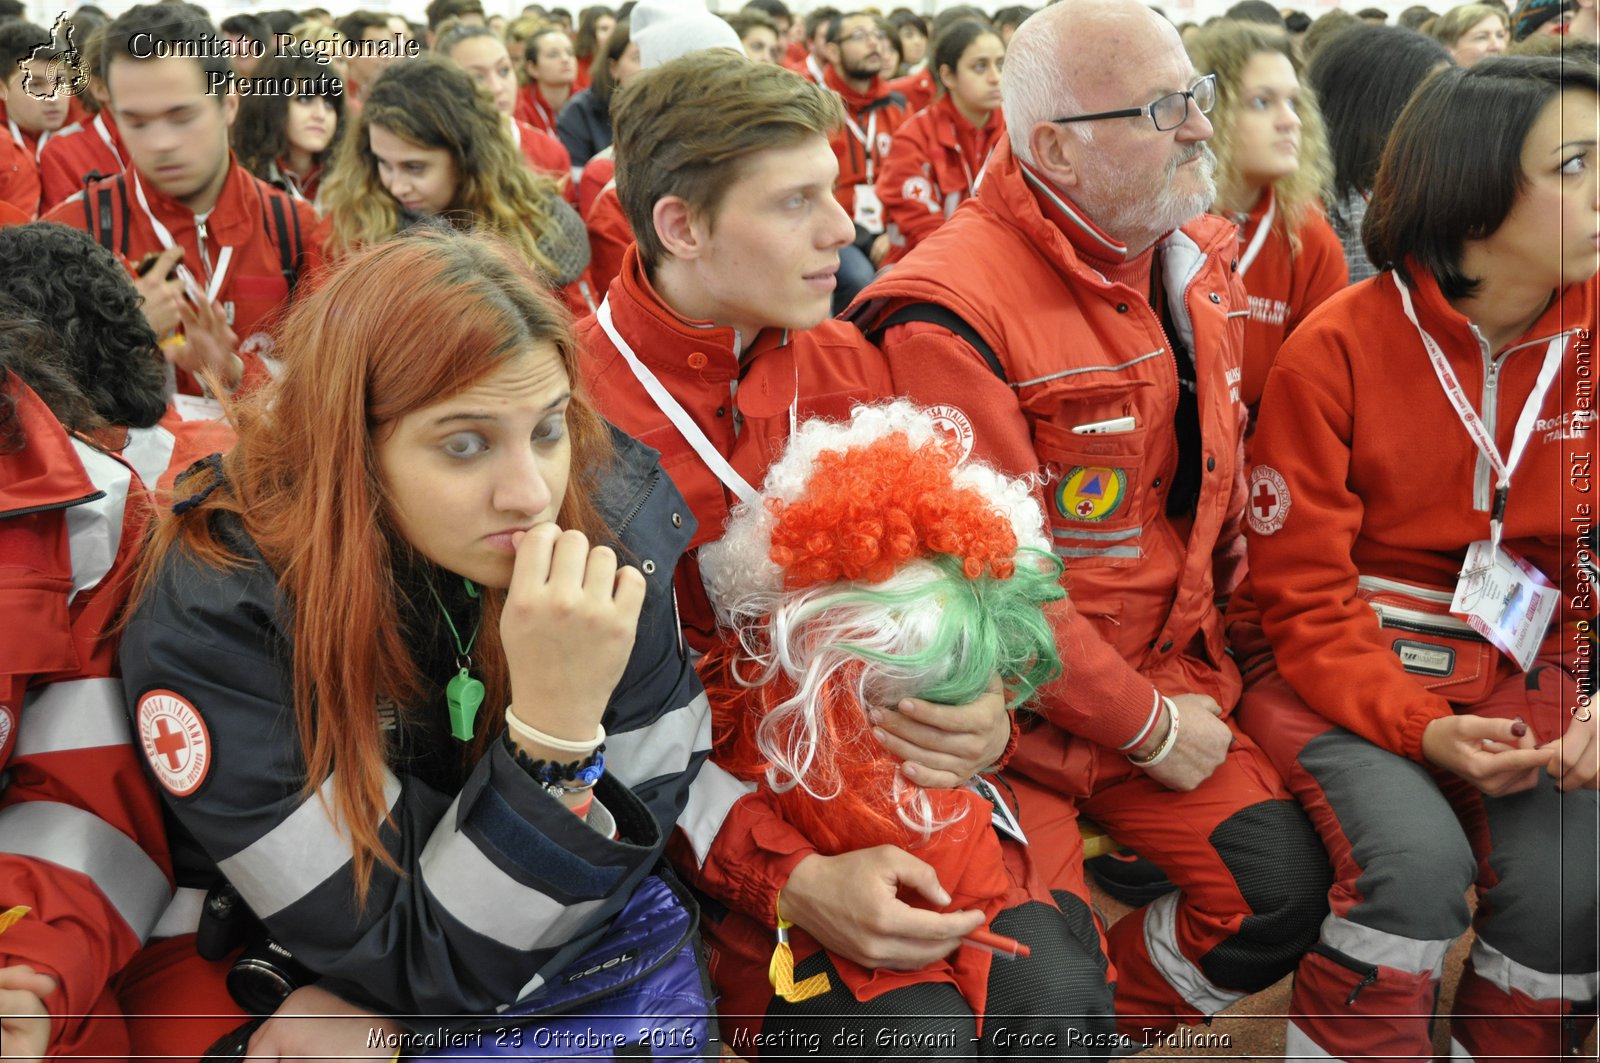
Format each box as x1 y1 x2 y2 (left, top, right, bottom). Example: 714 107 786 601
503 708 605 754
1127 696 1180 768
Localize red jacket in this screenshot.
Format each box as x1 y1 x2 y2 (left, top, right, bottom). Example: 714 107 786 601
583 181 631 297
851 140 1252 791
875 93 1004 264
888 67 936 115
823 65 909 223
0 131 39 219
1229 267 1596 760
511 116 575 202
0 374 173 1055
38 112 126 214
578 243 894 647
1228 190 1348 414
577 246 1052 1017
514 83 563 136
43 160 320 395
783 48 827 84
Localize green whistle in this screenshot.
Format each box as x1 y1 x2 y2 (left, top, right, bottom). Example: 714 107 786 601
446 669 485 741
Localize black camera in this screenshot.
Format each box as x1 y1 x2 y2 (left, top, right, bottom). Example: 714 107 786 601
197 883 314 1015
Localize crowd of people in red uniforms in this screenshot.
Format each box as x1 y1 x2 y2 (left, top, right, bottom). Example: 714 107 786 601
0 0 1596 1058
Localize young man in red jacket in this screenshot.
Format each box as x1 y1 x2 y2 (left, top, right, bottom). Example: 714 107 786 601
851 0 1337 1041
37 31 130 214
818 10 908 314
43 3 320 396
0 19 75 216
582 48 1118 1054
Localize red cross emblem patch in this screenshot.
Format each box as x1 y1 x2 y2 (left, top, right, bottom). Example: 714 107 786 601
926 404 975 464
1247 465 1291 536
137 690 212 797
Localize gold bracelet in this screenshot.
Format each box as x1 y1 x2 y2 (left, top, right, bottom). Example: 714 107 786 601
1127 697 1180 767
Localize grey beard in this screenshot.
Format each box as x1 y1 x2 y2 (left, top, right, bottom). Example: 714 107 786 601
1081 142 1217 252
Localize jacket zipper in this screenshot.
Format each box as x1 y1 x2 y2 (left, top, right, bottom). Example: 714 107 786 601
615 470 659 535
1356 575 1455 603
1369 602 1487 641
1469 327 1576 512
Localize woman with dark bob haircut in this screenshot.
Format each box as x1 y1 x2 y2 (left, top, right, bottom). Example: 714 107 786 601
1308 24 1452 282
230 47 345 206
1228 56 1598 1061
115 229 707 1056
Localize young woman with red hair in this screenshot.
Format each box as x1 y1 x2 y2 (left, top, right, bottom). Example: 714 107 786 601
115 229 707 1057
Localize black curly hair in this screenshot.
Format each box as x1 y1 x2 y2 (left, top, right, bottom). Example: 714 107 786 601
0 308 103 456
0 223 167 429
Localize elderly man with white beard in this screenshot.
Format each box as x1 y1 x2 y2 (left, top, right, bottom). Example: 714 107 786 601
851 0 1336 1044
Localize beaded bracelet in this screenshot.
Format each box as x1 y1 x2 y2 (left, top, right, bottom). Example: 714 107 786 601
502 732 604 785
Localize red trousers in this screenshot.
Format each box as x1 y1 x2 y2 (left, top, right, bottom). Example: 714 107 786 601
1010 727 1335 1035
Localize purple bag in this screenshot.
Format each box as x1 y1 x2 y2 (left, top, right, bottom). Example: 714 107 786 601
419 871 716 1060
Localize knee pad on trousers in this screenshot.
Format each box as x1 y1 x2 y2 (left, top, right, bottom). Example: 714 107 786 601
1201 799 1333 991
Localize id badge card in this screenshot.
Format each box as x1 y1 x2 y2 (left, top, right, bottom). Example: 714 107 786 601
969 775 1027 845
171 393 225 422
1450 540 1559 671
853 183 884 233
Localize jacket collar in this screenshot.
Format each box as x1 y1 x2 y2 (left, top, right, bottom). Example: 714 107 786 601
823 63 893 114
130 154 261 246
0 373 100 518
930 94 1004 162
606 245 792 379
1391 261 1587 359
1016 153 1131 263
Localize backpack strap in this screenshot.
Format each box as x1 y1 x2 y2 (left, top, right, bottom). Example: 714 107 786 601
865 302 1009 384
264 189 303 297
114 174 130 257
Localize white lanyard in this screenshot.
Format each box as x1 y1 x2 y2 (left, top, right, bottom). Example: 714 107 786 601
278 168 308 204
1396 278 1568 551
130 168 234 306
596 297 762 507
92 114 123 169
952 134 995 202
8 118 49 159
844 110 878 183
1236 193 1275 277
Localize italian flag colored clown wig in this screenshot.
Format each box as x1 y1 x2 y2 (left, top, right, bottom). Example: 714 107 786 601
698 401 1066 858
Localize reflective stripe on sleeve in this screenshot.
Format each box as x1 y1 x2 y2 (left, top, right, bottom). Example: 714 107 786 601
417 793 607 951
0 801 171 941
676 761 756 868
218 771 402 920
16 678 131 757
64 440 131 604
604 692 711 789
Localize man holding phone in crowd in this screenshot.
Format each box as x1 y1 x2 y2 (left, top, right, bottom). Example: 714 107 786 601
44 2 319 395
